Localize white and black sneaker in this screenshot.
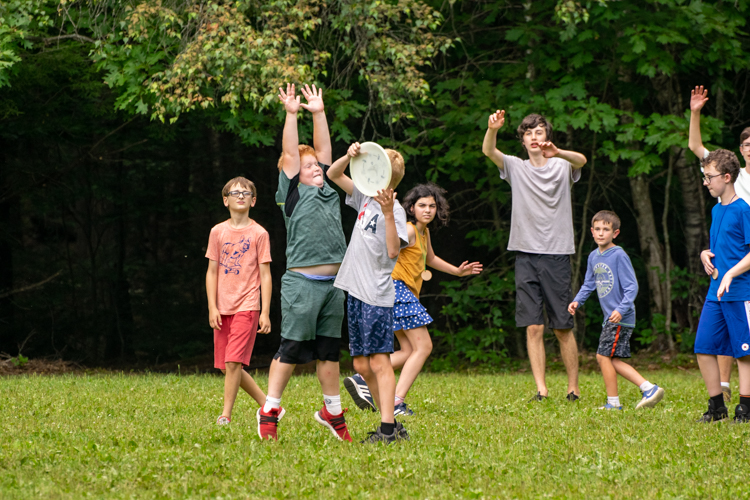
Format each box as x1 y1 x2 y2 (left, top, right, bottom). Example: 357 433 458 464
344 373 377 412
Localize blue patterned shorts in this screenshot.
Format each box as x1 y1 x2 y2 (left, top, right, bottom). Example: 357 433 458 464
347 295 394 357
393 280 433 331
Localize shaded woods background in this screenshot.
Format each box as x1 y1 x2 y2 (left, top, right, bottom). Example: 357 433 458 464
2 0 750 368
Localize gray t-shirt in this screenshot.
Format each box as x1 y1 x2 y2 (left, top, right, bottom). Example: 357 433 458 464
334 185 409 307
499 154 581 255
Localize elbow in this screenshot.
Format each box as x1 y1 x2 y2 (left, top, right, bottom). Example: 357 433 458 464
388 250 399 259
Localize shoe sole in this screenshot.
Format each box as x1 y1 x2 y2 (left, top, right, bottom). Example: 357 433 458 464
393 409 414 417
314 411 350 441
636 387 665 409
344 377 377 412
256 407 286 440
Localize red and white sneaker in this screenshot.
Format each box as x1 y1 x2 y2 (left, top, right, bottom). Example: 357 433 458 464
256 407 285 440
216 415 231 426
314 406 352 442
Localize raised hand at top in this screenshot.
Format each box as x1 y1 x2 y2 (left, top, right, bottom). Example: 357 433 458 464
374 188 396 215
488 110 505 130
538 141 560 159
347 142 361 158
690 85 709 112
300 84 324 114
278 83 301 114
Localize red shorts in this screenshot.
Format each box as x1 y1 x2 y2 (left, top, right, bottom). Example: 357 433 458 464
214 310 259 369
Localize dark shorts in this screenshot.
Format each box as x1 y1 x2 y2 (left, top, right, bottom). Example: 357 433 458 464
515 252 574 330
347 295 394 357
695 300 750 358
597 322 633 358
273 336 341 365
280 271 345 342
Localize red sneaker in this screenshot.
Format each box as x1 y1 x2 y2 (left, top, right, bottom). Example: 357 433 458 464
256 407 284 441
314 406 352 442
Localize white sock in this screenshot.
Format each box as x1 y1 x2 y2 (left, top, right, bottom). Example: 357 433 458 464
324 394 342 415
639 381 655 392
721 382 730 388
263 396 281 413
607 396 621 407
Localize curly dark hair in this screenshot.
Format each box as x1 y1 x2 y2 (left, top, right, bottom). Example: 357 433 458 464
702 149 741 183
401 183 450 228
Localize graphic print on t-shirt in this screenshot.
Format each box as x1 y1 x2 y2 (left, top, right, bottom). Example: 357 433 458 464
220 236 252 275
594 262 614 297
358 202 379 234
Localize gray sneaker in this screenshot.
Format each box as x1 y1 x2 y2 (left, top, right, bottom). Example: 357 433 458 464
636 385 665 409
722 385 732 403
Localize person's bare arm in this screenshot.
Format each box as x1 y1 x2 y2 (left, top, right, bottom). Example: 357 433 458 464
689 85 709 159
300 84 332 165
482 110 506 170
424 230 482 276
406 223 416 247
375 188 400 259
258 263 272 334
538 142 587 169
206 260 222 329
279 83 302 178
326 142 358 195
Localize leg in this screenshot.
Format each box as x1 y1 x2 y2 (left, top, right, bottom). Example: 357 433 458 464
267 358 296 399
316 360 340 395
738 356 750 395
221 362 243 419
239 370 266 406
527 324 547 396
370 352 396 424
611 358 646 387
554 328 580 396
353 355 379 410
390 330 413 371
697 354 722 397
394 326 432 399
596 355 618 397
718 355 734 383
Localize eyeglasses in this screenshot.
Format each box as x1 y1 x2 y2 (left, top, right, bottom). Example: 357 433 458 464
702 173 722 183
740 143 750 150
227 191 254 198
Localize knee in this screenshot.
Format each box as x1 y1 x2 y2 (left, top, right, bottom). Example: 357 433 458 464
527 325 544 341
596 354 607 366
415 337 433 358
353 357 371 376
369 355 391 375
554 328 574 341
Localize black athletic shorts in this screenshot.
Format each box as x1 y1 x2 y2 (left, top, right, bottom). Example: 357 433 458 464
515 252 574 330
273 335 341 365
597 322 633 358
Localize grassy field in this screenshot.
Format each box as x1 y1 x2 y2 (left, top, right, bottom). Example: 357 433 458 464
1 370 748 499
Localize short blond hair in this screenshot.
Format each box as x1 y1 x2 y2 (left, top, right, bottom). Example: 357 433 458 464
277 144 317 172
222 177 257 198
386 149 405 189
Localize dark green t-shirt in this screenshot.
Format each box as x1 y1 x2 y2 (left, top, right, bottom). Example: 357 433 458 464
275 165 347 268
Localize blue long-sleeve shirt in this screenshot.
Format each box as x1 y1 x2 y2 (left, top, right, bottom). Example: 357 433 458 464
573 246 638 327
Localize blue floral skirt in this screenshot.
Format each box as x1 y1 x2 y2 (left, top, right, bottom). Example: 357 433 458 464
393 280 433 331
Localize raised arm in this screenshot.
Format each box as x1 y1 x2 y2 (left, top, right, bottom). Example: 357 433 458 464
424 231 482 276
482 110 506 170
539 142 587 169
326 142 357 195
279 83 302 178
689 85 709 159
300 84 332 165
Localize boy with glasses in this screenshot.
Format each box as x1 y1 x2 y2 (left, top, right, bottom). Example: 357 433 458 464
689 85 750 402
206 177 272 426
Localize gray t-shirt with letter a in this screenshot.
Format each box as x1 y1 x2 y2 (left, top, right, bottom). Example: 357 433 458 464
334 185 409 307
499 154 581 255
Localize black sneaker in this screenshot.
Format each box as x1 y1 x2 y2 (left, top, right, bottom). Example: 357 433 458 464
343 374 377 412
361 426 397 444
732 403 750 423
697 399 728 423
395 421 410 441
566 391 580 402
528 392 547 403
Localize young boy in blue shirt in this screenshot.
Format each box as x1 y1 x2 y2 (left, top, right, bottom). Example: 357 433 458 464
696 149 750 423
569 210 664 410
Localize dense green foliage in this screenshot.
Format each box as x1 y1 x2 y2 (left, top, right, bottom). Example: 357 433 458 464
2 0 750 366
2 371 749 498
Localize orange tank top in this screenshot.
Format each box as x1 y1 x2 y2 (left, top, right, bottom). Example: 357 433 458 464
391 222 428 298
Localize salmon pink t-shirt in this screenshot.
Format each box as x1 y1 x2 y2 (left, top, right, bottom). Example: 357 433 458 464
205 220 272 315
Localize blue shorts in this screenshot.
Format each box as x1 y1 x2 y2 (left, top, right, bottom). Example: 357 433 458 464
393 280 433 331
695 300 750 358
347 295 394 357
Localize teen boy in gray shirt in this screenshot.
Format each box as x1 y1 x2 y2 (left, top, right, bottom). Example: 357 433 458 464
482 110 587 402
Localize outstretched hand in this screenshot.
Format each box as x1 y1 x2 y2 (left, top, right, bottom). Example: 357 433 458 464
300 84 324 114
374 188 396 215
539 141 559 158
488 110 505 130
456 261 483 276
347 142 362 158
690 85 709 112
278 83 301 114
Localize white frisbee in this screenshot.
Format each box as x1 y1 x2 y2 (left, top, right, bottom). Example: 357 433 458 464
350 142 392 197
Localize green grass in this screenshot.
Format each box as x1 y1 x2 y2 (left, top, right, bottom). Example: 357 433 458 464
1 370 748 499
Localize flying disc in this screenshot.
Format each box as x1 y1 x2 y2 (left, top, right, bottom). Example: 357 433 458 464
712 268 719 280
350 142 392 197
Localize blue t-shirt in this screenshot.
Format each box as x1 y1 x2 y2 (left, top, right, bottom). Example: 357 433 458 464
573 246 638 327
707 198 750 302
